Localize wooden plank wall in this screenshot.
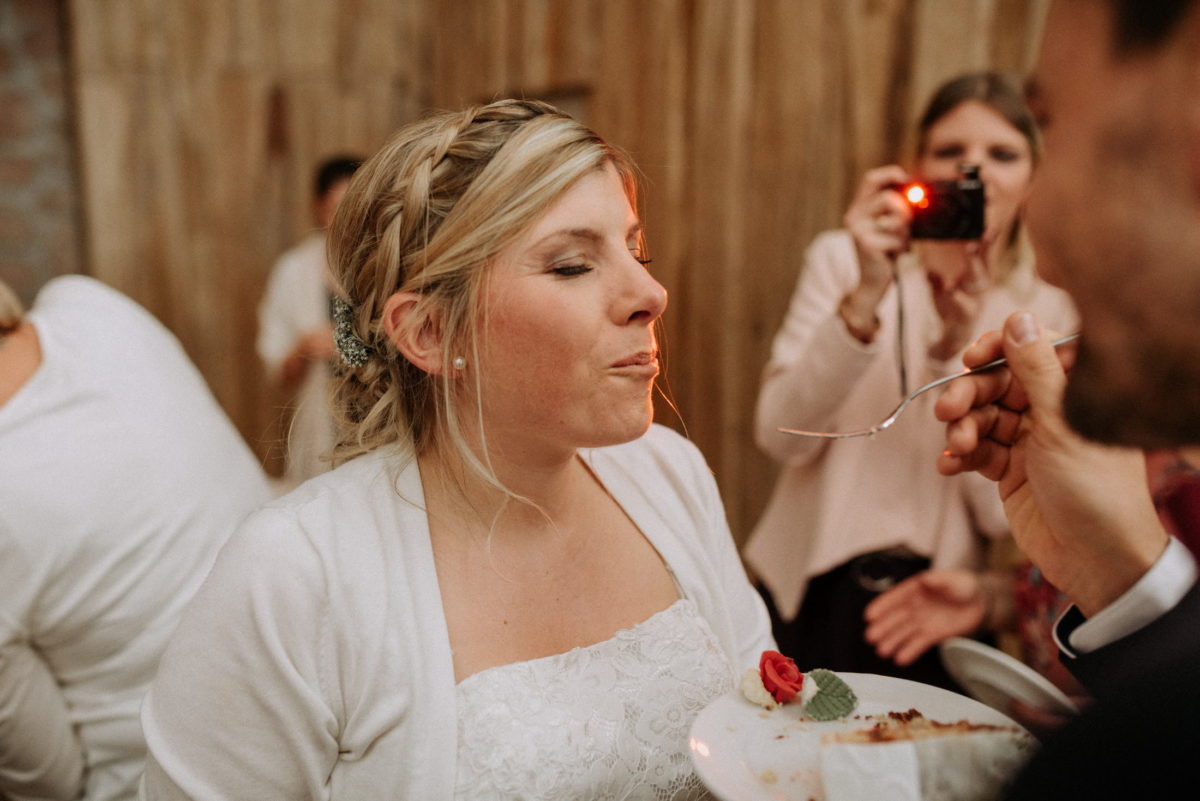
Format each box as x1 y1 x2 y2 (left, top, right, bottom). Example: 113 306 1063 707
69 0 1048 543
67 0 430 472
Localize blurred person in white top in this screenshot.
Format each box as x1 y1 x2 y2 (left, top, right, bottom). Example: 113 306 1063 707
257 155 362 489
0 276 270 801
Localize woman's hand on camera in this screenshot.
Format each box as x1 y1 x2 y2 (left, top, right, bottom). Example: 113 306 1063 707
924 238 992 360
845 165 912 287
841 166 912 342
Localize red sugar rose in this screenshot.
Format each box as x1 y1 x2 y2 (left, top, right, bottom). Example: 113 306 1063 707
759 649 804 703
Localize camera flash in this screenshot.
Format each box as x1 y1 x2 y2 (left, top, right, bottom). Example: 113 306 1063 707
905 184 929 208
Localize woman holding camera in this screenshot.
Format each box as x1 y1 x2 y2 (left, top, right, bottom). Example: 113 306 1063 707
743 72 1077 688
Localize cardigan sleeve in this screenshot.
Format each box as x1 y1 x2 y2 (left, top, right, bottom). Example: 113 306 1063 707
139 507 341 801
754 231 884 466
661 430 777 668
701 469 778 669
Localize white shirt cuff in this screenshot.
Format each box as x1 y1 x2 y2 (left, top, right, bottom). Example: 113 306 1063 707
1054 537 1198 657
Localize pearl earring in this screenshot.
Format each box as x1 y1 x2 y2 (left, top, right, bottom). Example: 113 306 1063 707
452 356 466 371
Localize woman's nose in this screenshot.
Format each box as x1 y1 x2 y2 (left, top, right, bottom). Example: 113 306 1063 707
622 257 667 325
962 152 990 181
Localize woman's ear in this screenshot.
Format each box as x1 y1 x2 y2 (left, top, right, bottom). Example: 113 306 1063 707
381 291 446 375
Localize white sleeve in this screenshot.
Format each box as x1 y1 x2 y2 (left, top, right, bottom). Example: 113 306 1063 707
256 255 304 374
139 508 340 800
680 436 777 666
1055 537 1198 655
0 642 84 801
0 521 84 801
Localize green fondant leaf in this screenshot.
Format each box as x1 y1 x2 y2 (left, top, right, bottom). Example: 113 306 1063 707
804 668 858 721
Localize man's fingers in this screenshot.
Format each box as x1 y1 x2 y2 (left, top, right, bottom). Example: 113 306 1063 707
945 405 1024 454
935 367 1012 423
938 437 1012 481
961 328 1005 368
1000 313 1069 416
940 402 1027 484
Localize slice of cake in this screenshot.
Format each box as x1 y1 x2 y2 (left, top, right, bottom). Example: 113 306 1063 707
820 710 1036 801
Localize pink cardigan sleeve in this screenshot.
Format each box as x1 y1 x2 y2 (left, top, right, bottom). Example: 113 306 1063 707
754 230 885 465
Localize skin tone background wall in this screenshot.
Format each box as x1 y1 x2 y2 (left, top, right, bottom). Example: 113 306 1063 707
63 0 1050 544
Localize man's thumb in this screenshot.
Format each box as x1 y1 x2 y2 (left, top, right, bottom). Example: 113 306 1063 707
1002 312 1067 414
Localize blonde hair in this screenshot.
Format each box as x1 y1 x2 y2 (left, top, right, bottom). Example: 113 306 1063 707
327 99 639 479
0 280 24 333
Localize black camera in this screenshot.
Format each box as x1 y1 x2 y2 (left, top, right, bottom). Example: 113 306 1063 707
893 164 985 240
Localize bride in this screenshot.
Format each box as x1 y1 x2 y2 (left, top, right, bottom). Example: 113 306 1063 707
139 98 774 800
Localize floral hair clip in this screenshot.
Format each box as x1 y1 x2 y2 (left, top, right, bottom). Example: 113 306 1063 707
332 297 372 368
739 650 858 721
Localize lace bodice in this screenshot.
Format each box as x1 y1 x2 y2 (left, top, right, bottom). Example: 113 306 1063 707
453 598 733 800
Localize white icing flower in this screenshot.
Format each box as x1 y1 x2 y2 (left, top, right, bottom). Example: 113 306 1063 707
739 668 777 708
800 674 820 707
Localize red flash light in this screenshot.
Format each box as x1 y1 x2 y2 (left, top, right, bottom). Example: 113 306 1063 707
904 184 930 208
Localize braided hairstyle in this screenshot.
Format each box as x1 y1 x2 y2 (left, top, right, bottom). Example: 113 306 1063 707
327 99 639 469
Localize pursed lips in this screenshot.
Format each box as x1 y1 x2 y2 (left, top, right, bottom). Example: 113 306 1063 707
610 351 659 371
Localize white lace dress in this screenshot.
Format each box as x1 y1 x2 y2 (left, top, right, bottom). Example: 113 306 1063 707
453 598 734 800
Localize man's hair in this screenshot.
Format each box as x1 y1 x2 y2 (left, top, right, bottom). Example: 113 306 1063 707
314 155 363 200
1110 0 1197 53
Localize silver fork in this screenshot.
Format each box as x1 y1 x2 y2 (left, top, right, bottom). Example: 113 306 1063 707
777 333 1080 440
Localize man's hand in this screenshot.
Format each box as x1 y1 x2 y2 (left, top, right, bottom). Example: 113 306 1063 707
935 312 1169 617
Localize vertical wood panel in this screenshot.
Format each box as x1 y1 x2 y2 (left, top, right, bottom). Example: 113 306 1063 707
682 0 756 530
839 0 914 174
70 0 1048 539
69 1 429 473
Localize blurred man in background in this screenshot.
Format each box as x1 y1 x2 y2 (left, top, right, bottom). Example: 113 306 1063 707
257 155 362 489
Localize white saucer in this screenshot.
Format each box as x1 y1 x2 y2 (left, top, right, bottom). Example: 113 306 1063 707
940 636 1079 717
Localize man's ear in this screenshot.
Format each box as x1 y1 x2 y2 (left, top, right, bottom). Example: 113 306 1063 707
381 291 446 375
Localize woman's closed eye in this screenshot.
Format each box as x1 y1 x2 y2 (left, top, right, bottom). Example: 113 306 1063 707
552 262 593 277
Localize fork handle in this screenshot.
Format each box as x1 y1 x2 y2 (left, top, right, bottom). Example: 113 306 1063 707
965 332 1080 376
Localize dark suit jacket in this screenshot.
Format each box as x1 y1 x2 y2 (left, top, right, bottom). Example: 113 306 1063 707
1005 580 1200 800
